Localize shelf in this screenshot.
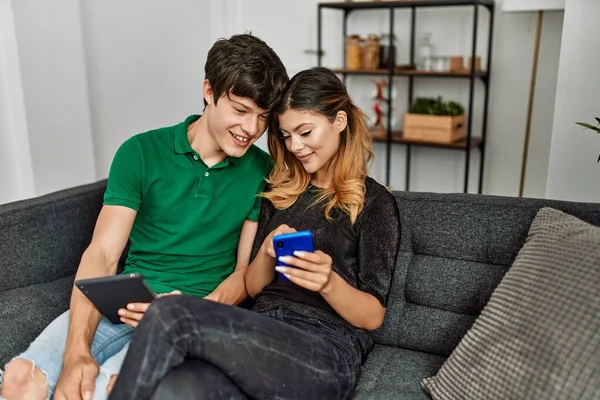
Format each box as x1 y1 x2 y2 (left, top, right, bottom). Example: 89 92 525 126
319 0 495 11
370 130 483 149
332 68 488 79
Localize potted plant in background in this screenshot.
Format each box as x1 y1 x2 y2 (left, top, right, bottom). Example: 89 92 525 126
575 117 600 162
403 97 465 143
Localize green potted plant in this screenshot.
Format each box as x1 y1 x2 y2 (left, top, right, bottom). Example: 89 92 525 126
575 117 600 163
403 97 466 143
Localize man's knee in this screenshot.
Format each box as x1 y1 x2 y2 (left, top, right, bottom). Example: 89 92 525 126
1 358 49 399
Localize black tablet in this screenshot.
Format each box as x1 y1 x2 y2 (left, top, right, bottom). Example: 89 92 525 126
75 273 157 325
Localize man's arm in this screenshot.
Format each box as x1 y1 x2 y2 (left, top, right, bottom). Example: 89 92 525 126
204 219 258 305
55 205 136 400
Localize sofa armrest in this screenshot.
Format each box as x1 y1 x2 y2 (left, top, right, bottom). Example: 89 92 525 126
0 180 106 293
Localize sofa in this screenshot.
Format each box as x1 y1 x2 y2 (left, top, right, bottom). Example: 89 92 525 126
1 180 599 399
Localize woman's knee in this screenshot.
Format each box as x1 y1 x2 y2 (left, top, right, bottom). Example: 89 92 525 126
1 358 49 399
147 295 212 322
146 295 183 321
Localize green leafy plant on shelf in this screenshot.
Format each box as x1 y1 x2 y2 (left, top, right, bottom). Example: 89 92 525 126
575 116 600 163
409 97 465 116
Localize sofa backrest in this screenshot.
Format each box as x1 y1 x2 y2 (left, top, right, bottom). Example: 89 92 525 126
373 191 600 357
0 180 106 293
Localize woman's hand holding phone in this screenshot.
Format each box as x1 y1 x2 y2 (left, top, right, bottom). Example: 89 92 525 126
275 250 334 293
261 224 297 259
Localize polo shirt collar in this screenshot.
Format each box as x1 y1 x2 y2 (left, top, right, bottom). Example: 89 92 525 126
174 114 243 167
174 115 200 155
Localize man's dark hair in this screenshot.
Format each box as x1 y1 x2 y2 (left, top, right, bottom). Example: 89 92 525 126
205 34 288 111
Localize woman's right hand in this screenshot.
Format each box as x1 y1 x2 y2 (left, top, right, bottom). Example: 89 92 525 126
261 224 297 258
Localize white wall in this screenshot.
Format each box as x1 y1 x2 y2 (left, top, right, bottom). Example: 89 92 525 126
11 0 96 196
80 0 210 179
0 0 34 204
1 0 567 203
546 0 600 202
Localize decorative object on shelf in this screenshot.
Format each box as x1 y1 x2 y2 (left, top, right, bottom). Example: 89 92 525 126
432 56 450 72
417 32 434 71
403 97 466 143
466 55 482 71
363 34 381 70
449 56 464 71
575 116 600 163
379 34 397 69
369 79 398 134
346 35 363 70
502 0 565 197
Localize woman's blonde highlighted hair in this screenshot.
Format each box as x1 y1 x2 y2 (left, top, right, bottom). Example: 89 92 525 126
263 67 374 224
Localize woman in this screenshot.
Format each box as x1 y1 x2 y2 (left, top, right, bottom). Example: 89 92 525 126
109 67 400 400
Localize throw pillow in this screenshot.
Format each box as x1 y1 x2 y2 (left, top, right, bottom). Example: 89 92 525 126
422 207 600 400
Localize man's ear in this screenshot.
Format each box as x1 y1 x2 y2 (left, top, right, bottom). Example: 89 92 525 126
335 111 348 133
203 79 214 106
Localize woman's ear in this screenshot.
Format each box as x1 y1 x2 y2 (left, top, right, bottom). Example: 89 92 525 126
203 79 214 106
335 111 348 133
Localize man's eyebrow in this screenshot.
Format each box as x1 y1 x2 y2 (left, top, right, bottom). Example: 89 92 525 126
231 99 268 116
280 123 312 133
231 99 251 110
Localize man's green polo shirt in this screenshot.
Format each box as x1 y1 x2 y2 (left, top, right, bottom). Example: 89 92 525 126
103 115 272 297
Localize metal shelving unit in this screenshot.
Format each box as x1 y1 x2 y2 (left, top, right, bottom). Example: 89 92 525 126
317 0 495 193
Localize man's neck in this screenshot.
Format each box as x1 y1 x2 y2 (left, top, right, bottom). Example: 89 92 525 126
188 115 227 168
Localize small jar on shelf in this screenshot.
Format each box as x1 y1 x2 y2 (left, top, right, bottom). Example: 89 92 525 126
346 35 364 70
363 34 381 70
417 32 434 71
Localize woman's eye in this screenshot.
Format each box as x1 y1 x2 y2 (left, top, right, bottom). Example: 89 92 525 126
300 131 312 137
234 108 245 114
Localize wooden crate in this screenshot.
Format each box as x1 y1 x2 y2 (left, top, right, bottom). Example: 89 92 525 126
403 113 466 143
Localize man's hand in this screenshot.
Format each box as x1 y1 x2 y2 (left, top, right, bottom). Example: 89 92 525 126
54 355 98 400
118 290 181 328
204 290 225 303
275 250 334 292
204 269 246 305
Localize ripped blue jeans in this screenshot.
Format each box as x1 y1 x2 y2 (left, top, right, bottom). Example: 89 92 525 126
2 311 133 400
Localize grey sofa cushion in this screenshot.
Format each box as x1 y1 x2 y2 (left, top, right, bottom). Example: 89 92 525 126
422 207 600 399
0 181 104 293
0 276 73 366
375 192 600 357
353 345 445 400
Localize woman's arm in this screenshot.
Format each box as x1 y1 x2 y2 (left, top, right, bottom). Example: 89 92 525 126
276 188 401 331
276 252 385 331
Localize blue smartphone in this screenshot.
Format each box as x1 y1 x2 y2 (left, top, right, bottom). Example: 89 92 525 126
273 230 315 282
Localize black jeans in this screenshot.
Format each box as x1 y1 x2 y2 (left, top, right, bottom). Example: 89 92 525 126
109 296 362 400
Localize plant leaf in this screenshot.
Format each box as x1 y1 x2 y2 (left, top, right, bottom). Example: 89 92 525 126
576 122 600 133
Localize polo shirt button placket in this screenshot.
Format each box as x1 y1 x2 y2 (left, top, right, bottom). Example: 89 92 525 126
193 155 199 161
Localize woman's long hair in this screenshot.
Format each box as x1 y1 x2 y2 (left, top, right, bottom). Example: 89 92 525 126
263 67 374 224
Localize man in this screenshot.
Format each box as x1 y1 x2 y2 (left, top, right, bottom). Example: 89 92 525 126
0 34 288 400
